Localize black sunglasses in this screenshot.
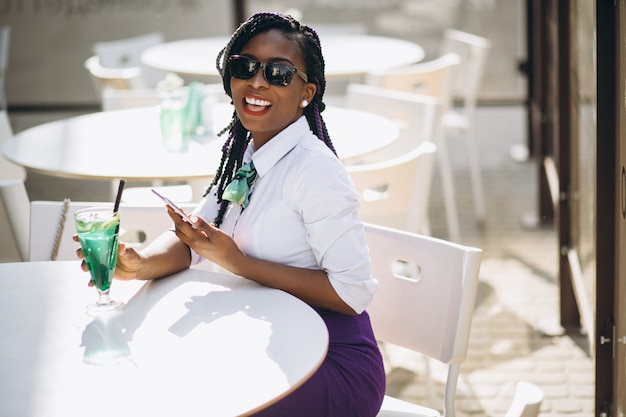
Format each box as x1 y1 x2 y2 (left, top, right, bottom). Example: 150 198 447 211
227 55 309 86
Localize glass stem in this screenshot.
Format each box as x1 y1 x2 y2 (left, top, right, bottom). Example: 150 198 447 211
96 290 112 306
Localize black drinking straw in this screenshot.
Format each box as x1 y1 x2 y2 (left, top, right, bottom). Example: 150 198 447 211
113 179 125 233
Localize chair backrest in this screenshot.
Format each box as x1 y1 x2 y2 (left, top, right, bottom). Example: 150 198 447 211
440 29 491 111
29 200 195 261
364 223 482 415
347 141 436 234
94 32 163 68
84 55 144 92
90 32 166 89
365 53 460 115
0 180 30 261
440 29 491 118
344 83 440 164
0 111 29 261
504 381 544 417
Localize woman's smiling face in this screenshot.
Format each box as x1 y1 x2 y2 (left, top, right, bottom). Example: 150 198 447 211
230 29 316 148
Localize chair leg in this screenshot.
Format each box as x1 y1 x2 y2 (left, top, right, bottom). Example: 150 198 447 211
436 135 461 243
423 356 437 409
420 218 432 236
466 126 486 224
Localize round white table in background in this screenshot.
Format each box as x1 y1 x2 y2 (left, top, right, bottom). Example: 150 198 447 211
2 104 399 182
0 261 329 417
141 35 425 78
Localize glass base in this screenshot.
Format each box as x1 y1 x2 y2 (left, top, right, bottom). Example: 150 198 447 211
86 299 123 315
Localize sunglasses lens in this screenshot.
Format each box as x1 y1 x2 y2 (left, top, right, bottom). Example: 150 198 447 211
229 56 258 80
264 63 295 86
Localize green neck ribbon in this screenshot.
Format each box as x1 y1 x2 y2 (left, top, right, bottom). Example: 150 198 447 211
222 162 258 208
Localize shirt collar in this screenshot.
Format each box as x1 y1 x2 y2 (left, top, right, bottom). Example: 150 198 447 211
245 116 310 177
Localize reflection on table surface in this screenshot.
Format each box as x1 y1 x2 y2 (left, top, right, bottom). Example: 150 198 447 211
0 261 328 417
141 34 425 78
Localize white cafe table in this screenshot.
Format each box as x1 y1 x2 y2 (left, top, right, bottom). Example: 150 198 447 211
141 35 425 79
0 261 329 417
2 104 398 184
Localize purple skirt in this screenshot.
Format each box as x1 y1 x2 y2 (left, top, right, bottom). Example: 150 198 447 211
251 308 386 417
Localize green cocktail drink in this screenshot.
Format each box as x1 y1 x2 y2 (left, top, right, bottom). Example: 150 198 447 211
75 207 122 312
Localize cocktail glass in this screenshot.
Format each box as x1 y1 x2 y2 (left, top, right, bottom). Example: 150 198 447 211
75 207 123 313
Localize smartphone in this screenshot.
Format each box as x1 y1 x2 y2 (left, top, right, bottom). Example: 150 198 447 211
151 188 197 227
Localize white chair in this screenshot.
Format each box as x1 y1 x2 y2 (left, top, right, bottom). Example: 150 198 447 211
440 29 492 224
0 180 30 261
504 381 544 417
344 83 441 164
0 111 29 261
84 55 143 92
366 53 462 243
347 141 437 236
85 32 166 98
366 53 460 101
343 84 441 236
363 223 482 417
0 111 24 182
29 200 196 261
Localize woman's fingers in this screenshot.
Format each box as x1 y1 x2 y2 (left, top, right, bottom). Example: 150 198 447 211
74 234 92 286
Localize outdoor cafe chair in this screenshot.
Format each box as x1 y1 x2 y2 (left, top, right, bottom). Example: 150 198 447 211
439 28 492 224
0 110 29 261
29 200 194 262
85 32 166 99
365 53 462 243
347 141 437 237
344 84 441 236
0 110 24 183
0 180 29 261
343 83 441 165
364 222 482 416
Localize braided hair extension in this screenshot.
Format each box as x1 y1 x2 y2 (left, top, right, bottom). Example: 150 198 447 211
206 11 337 227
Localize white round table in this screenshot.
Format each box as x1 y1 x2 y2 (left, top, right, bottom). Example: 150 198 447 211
0 261 329 417
141 35 425 78
2 104 399 181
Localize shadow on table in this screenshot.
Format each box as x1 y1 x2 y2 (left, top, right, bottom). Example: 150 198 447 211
81 266 327 388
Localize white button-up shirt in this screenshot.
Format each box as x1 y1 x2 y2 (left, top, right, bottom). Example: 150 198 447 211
191 116 378 314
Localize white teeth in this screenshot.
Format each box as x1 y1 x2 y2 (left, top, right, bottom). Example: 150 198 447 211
245 97 271 106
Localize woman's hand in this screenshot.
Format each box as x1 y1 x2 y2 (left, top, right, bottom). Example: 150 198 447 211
73 234 94 287
73 235 143 287
113 242 144 280
167 206 245 274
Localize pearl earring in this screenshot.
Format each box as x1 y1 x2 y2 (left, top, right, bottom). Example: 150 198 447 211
301 99 309 108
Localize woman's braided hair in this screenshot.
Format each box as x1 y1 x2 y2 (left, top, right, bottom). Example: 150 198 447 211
206 11 336 227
